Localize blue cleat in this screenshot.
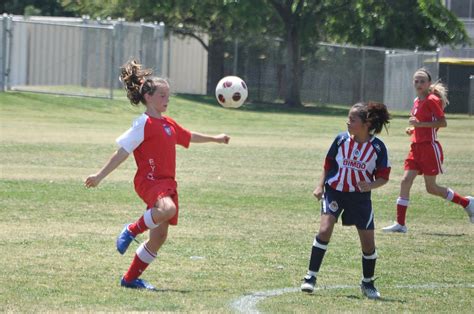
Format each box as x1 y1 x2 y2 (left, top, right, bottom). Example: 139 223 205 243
116 224 135 255
121 277 156 290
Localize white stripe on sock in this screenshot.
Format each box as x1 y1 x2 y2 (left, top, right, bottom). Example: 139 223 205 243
307 271 318 277
144 208 159 229
136 243 157 264
397 197 409 207
313 238 328 250
363 250 378 260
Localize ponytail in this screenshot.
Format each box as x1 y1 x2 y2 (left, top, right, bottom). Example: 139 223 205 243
414 67 449 109
119 59 154 106
352 102 391 135
430 81 449 109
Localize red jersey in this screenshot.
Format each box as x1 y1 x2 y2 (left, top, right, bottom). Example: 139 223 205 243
116 114 191 191
410 93 445 143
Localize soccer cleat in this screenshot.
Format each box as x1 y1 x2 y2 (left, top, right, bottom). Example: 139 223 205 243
382 222 407 233
360 279 380 299
120 277 156 290
464 196 474 224
301 275 317 293
116 224 135 254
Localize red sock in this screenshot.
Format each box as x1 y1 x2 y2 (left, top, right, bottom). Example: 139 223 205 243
128 208 159 236
396 197 409 226
123 243 156 282
446 188 469 208
128 216 147 236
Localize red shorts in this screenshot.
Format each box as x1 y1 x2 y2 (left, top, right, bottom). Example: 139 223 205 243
404 141 444 175
135 178 180 225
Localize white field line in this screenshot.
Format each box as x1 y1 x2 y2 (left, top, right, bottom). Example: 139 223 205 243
230 283 474 314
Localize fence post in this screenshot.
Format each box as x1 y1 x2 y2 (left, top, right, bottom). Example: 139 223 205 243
156 22 165 77
470 75 473 116
0 14 7 92
139 19 144 62
81 15 90 87
153 21 165 76
233 39 239 75
360 48 366 102
109 25 115 99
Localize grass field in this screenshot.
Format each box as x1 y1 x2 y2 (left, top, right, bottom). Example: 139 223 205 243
0 92 473 312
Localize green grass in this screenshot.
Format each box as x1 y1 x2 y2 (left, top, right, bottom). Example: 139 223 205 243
0 91 473 312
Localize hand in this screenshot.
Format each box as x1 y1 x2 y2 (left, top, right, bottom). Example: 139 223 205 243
357 181 372 192
313 186 324 201
408 116 419 127
215 134 230 144
405 127 414 135
84 174 102 188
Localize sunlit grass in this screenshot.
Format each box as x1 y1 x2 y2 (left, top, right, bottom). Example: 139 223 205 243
0 91 473 312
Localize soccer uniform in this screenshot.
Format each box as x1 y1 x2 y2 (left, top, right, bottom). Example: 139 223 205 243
117 113 191 225
322 132 391 229
405 93 445 175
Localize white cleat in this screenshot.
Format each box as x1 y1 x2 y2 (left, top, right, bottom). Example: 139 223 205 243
464 196 474 224
382 222 407 233
361 280 381 300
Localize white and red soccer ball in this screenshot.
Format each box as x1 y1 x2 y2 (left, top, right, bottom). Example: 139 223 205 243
215 76 248 108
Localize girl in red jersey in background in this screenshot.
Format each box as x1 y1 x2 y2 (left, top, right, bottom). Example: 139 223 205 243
383 68 473 233
85 60 230 290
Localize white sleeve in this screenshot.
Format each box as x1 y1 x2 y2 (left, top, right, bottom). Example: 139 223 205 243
116 114 147 153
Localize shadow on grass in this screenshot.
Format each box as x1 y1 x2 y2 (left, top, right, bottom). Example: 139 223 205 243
149 288 229 294
345 295 406 303
421 232 467 237
177 93 416 119
177 94 350 117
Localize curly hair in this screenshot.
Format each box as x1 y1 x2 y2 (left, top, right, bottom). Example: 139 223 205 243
119 59 168 106
352 102 391 134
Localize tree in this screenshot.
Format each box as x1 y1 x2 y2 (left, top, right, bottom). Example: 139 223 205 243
265 0 355 106
60 0 470 107
3 0 74 16
324 0 470 50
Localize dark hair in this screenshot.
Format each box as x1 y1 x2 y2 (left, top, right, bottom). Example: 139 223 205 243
119 59 156 105
352 102 391 134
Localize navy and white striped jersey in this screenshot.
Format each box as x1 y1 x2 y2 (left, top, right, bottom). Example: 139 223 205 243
324 132 391 192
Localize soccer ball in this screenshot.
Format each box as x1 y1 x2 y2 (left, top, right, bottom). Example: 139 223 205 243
215 76 248 108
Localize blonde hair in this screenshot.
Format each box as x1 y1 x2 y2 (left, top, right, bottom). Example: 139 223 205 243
414 68 449 109
429 81 449 109
119 59 169 106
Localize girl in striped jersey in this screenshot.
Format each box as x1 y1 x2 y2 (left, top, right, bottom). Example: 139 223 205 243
84 60 230 290
301 102 391 299
383 68 473 233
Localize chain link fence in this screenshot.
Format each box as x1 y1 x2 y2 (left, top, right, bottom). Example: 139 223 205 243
1 15 446 112
223 39 439 111
0 16 167 98
0 15 208 98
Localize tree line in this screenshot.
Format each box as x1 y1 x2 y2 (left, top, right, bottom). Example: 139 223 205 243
2 0 470 107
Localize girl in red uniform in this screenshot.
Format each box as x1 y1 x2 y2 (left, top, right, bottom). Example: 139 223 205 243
383 68 473 233
85 60 230 290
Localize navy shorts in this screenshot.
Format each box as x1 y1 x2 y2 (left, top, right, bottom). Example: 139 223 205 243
321 184 374 230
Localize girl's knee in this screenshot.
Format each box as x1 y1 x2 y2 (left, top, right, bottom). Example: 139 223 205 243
154 198 177 220
317 229 332 242
425 184 442 196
